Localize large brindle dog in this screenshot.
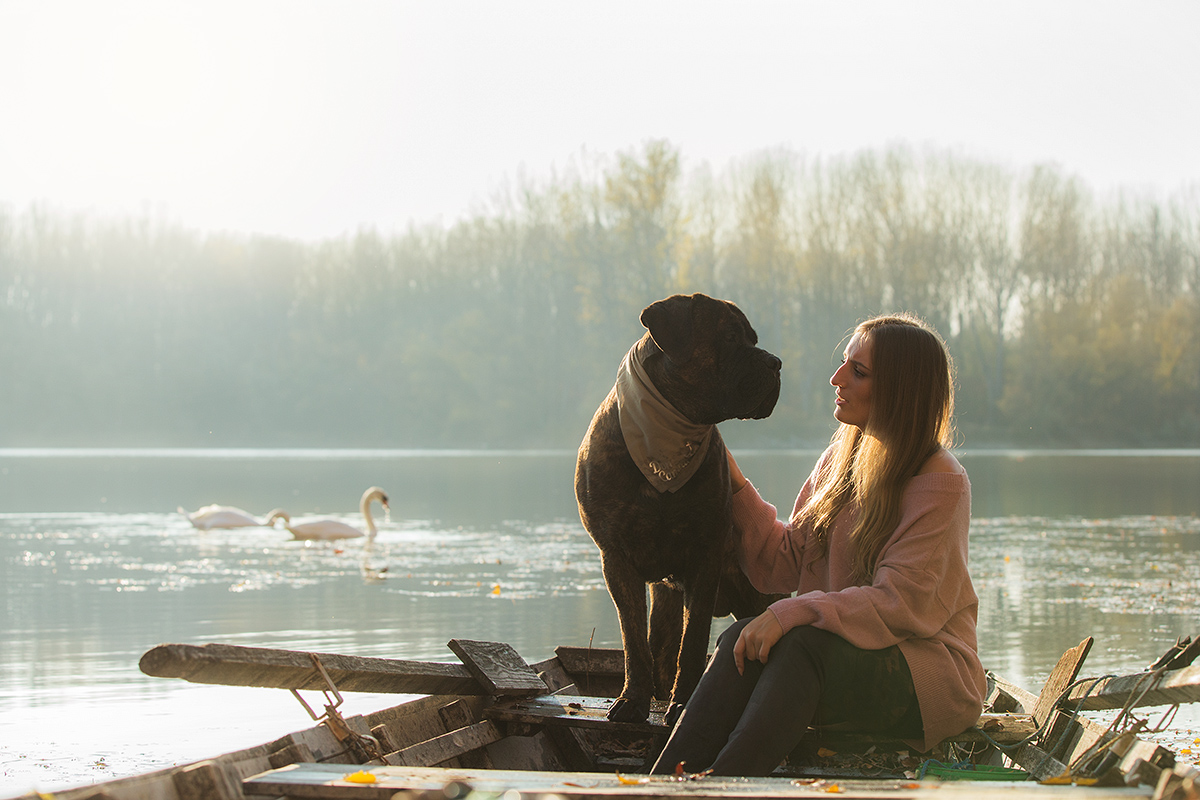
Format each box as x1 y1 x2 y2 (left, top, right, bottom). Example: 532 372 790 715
575 293 783 723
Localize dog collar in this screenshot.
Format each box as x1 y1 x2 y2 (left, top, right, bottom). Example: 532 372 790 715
615 346 714 493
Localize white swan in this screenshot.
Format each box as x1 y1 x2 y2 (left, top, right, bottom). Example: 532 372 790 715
179 505 289 530
278 487 389 542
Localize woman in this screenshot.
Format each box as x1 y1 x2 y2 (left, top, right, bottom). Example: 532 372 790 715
650 313 986 777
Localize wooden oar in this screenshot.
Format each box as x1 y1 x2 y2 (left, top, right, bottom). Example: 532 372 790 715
139 642 486 695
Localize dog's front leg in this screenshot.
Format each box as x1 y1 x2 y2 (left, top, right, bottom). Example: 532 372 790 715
600 552 654 723
668 573 720 721
647 581 684 702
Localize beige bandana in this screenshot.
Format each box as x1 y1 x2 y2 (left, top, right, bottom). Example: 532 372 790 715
615 345 714 493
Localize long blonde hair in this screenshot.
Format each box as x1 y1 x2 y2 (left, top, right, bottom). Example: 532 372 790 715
794 313 956 581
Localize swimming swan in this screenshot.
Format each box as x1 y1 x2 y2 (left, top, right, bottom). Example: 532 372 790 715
179 505 289 530
279 487 389 542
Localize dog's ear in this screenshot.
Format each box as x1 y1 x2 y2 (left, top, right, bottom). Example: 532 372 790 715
641 294 703 363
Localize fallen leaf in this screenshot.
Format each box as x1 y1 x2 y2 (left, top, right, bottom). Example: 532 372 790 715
817 747 838 758
343 771 376 784
616 772 649 785
1039 772 1074 785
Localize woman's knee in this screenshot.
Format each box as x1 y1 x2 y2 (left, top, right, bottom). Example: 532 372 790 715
769 625 839 666
714 617 754 650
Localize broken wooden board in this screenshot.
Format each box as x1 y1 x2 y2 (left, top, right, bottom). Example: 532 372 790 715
448 639 548 696
1032 637 1093 727
140 643 484 695
553 645 625 678
1067 664 1200 711
989 668 1175 785
994 638 1092 782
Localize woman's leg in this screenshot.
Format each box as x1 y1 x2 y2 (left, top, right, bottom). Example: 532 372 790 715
703 625 832 776
649 617 760 774
707 626 922 776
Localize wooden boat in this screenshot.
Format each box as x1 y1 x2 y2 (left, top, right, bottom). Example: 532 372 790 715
19 635 1200 800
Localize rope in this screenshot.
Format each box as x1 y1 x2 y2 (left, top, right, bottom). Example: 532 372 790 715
1066 661 1179 777
978 662 1178 782
975 674 1114 755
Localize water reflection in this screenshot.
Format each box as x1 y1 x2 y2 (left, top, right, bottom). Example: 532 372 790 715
2 449 1199 796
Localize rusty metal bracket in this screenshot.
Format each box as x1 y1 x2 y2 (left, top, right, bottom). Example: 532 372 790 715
291 653 385 763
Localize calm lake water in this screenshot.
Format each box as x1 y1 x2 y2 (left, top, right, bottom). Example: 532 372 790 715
2 448 1200 796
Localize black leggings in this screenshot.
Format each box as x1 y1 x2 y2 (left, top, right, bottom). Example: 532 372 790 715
649 618 923 777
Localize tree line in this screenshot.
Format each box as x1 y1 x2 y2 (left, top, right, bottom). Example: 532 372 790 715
2 141 1198 449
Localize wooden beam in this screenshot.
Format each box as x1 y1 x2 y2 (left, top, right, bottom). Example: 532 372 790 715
553 646 625 678
1067 664 1200 711
380 721 503 768
139 643 484 695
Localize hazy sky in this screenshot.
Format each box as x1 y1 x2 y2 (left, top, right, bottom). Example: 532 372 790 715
2 1 1197 241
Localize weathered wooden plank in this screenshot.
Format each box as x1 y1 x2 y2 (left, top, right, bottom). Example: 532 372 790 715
448 639 548 696
1003 741 1070 782
439 699 494 768
1032 637 1093 727
172 760 241 800
139 642 484 695
268 741 316 769
246 763 1131 798
942 714 1040 746
380 721 503 768
552 646 627 697
1067 664 1200 711
989 672 1039 712
554 645 626 677
486 694 671 737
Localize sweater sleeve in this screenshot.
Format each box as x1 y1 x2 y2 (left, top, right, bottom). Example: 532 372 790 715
730 457 825 595
767 475 972 652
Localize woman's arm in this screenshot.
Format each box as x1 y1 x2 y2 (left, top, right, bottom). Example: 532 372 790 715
730 447 836 595
766 477 972 648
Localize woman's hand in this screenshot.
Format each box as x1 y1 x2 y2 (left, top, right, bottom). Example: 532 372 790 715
733 609 784 674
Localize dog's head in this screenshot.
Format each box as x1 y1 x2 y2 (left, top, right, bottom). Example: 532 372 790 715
638 293 782 425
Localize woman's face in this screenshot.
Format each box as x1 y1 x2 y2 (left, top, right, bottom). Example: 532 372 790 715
831 332 873 429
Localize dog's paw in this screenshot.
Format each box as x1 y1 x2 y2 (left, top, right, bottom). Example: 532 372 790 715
664 702 684 728
606 695 650 723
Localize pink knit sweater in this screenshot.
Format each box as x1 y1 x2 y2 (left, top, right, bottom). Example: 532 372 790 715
731 452 986 752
